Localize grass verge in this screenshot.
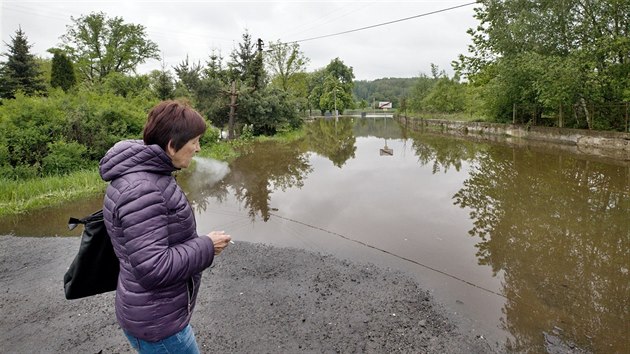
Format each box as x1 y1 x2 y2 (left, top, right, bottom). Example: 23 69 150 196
0 169 106 217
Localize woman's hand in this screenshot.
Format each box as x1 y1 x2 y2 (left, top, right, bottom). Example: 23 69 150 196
207 231 232 255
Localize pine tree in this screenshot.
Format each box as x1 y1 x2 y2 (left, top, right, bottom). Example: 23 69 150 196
155 61 174 100
228 31 256 84
50 50 76 92
0 27 46 98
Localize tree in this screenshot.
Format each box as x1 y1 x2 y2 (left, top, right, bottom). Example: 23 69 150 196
149 61 174 100
173 56 203 97
102 72 150 98
49 49 76 92
319 74 353 114
0 27 46 99
238 87 301 136
60 12 160 82
266 41 309 92
456 1 630 126
249 44 266 91
307 68 326 115
205 49 228 83
408 74 435 112
421 69 466 113
228 30 257 87
172 55 229 129
309 58 355 114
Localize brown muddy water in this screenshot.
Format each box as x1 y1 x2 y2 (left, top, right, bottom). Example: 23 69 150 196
1 117 628 353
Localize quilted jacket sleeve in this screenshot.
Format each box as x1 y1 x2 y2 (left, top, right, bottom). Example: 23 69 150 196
117 179 214 290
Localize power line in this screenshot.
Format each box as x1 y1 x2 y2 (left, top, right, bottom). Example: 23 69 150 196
284 2 477 45
283 2 375 41
269 211 508 300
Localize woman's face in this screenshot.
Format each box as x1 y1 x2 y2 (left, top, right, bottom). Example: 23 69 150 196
167 135 201 169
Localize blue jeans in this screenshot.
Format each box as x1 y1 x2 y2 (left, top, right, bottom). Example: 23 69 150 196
124 324 200 354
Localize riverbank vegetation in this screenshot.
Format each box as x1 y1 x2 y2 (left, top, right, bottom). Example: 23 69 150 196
354 2 629 129
1 2 628 215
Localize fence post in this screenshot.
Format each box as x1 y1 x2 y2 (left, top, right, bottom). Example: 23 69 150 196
559 104 564 128
513 103 517 124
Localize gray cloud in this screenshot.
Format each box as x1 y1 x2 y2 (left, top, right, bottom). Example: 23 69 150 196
1 1 478 80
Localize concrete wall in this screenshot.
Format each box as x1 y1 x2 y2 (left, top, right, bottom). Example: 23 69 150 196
398 117 630 161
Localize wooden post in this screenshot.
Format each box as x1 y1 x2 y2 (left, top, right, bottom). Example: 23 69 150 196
559 103 564 128
626 102 628 133
513 103 517 124
228 81 237 139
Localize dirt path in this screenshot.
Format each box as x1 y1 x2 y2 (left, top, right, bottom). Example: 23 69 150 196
0 235 493 353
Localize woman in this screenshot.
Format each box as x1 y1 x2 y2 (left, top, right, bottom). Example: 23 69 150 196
99 100 231 353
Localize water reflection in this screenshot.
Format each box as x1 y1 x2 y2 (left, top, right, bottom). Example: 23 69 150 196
450 145 629 353
407 131 482 173
0 195 104 236
306 117 356 167
180 140 312 221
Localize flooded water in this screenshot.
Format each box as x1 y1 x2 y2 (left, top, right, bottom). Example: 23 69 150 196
1 117 628 353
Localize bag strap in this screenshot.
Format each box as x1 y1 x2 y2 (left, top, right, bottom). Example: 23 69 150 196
67 217 85 231
67 210 104 231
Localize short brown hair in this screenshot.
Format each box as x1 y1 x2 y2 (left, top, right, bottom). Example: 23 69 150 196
143 100 207 152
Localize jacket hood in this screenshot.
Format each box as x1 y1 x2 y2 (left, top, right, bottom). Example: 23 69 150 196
99 140 175 181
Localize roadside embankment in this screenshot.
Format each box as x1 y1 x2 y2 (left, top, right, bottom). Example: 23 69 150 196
399 117 630 161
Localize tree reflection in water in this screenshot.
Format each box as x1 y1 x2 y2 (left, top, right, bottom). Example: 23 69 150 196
450 145 629 353
405 127 482 173
305 117 356 168
405 126 628 352
182 140 312 221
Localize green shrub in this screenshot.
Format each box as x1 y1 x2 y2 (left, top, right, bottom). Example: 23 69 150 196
42 140 89 175
0 92 66 166
0 164 40 180
201 125 220 147
0 88 157 177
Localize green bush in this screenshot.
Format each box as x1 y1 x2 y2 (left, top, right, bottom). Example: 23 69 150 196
0 88 157 177
201 125 221 147
42 140 89 175
0 164 40 180
0 92 67 167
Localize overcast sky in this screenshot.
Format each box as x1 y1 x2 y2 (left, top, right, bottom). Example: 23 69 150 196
1 1 479 81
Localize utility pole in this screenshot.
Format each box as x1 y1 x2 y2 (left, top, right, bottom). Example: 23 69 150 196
228 81 238 139
334 88 338 121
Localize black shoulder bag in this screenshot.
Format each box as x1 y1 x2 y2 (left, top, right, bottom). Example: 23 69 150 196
63 209 119 300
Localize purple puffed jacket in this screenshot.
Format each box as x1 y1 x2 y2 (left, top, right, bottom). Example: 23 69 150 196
99 140 214 342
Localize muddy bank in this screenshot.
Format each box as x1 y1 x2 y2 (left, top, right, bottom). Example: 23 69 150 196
0 235 494 353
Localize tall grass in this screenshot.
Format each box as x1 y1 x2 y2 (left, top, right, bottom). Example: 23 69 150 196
0 170 105 217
